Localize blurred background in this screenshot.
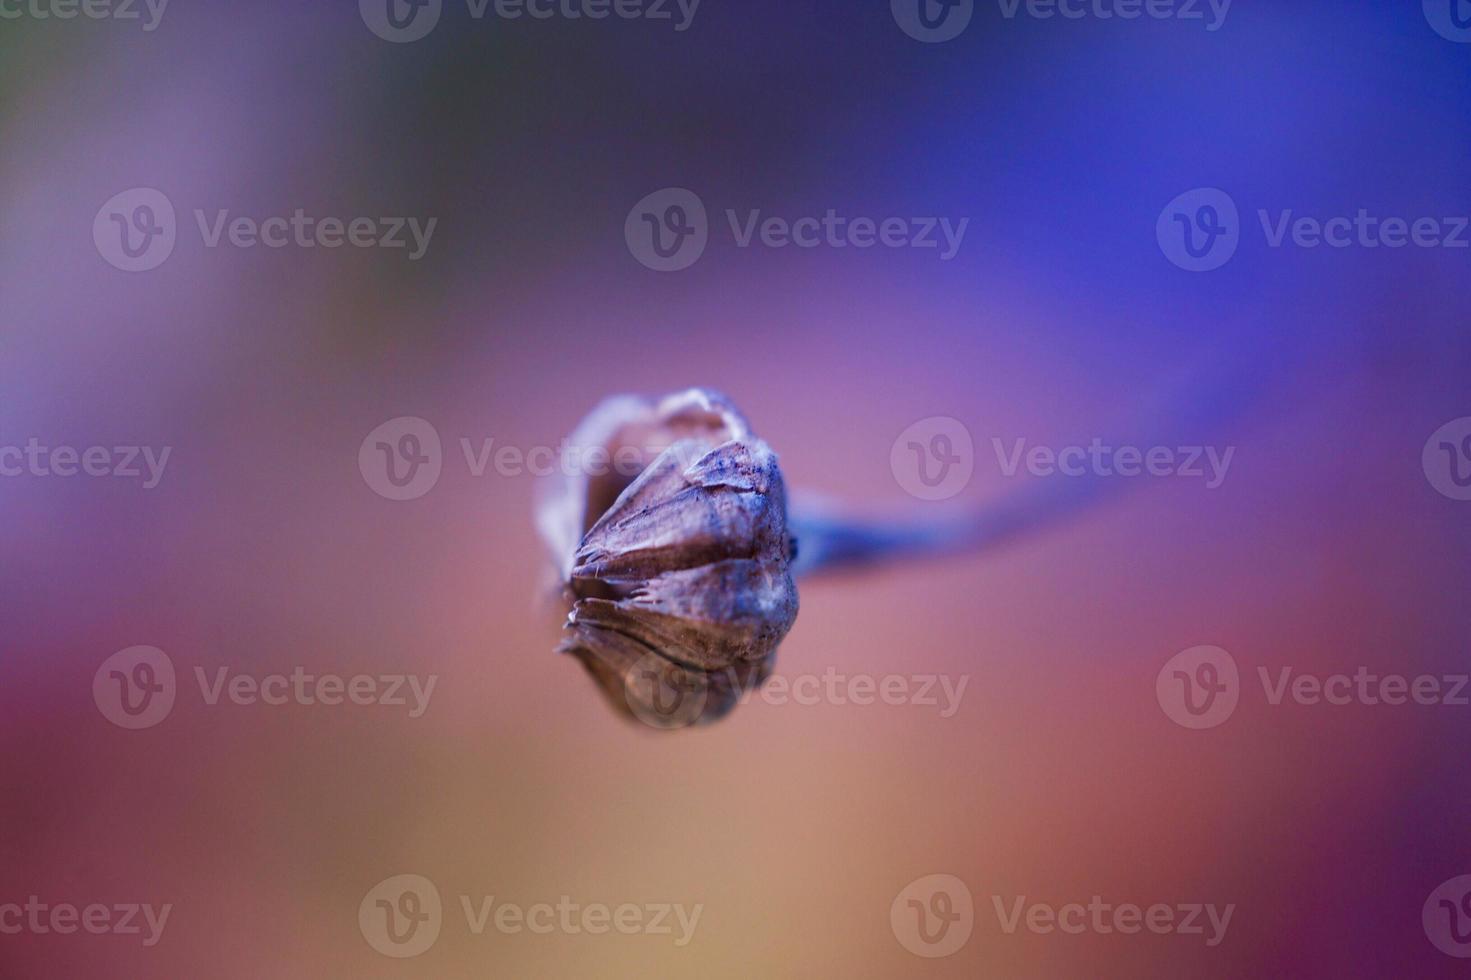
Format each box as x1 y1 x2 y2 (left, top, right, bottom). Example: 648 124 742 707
2 1 1471 976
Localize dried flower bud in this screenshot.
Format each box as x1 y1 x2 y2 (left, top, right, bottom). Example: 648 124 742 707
536 389 798 727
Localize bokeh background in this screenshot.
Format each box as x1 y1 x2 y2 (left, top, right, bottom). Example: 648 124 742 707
3 1 1471 976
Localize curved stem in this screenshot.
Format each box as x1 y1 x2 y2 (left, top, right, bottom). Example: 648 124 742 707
789 471 1119 577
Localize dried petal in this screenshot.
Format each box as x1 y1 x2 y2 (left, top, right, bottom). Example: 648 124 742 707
537 389 798 727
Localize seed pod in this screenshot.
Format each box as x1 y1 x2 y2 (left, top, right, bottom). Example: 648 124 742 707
536 389 799 727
